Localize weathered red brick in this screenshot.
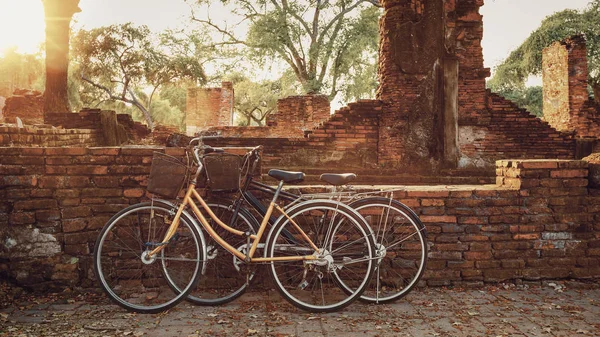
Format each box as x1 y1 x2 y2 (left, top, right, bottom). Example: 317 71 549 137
14 199 57 210
9 212 36 225
62 206 92 219
550 169 588 178
421 215 457 223
45 148 87 156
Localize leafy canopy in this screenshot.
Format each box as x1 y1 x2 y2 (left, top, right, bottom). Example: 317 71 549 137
191 0 381 101
0 48 44 97
225 70 301 126
71 23 207 129
488 0 600 91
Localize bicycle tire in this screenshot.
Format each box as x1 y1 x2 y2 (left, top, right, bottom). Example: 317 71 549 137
348 197 427 304
186 200 260 305
94 202 204 313
265 200 376 313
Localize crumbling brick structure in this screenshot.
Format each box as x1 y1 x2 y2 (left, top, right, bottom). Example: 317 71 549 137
1 147 599 288
266 95 331 136
187 92 332 139
187 0 582 174
543 35 600 139
1 89 44 125
185 82 234 136
44 108 151 145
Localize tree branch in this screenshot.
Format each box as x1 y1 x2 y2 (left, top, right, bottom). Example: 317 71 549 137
81 73 154 130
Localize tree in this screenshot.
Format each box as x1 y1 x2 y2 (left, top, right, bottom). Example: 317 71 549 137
494 86 544 117
225 71 300 126
42 0 81 114
0 49 44 97
72 24 207 129
488 1 600 103
191 0 381 101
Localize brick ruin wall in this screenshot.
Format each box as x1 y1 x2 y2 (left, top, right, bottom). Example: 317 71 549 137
0 90 44 125
0 126 101 147
458 92 577 169
185 82 234 136
0 0 590 175
202 101 382 173
266 95 331 137
1 147 600 289
542 36 600 139
543 41 571 131
372 0 580 172
192 94 333 139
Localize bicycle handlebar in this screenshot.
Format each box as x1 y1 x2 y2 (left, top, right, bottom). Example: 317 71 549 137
188 135 222 147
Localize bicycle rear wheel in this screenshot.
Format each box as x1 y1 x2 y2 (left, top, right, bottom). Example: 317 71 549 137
266 200 375 312
349 197 427 303
186 201 259 305
94 203 204 313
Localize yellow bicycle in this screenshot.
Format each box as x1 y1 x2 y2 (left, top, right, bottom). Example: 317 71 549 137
93 137 376 313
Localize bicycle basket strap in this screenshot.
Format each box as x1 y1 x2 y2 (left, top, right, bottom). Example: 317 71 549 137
147 152 188 199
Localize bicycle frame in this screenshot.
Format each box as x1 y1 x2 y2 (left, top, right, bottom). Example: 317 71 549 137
148 180 319 263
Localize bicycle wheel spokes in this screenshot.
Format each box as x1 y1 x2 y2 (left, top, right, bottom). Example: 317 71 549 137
187 202 258 306
94 204 202 313
268 201 374 313
351 198 427 304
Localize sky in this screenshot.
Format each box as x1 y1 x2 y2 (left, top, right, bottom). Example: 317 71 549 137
0 0 594 74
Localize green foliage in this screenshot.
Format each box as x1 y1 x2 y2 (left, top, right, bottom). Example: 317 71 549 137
192 0 381 102
488 1 600 91
71 23 207 129
159 85 187 114
495 86 544 117
225 71 300 126
0 48 44 97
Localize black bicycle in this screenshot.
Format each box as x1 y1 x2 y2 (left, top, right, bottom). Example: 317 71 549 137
182 145 428 305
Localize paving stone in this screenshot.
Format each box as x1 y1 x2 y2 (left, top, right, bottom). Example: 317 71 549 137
2 284 600 336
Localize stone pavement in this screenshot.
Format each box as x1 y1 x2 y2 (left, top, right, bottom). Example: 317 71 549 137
1 282 600 337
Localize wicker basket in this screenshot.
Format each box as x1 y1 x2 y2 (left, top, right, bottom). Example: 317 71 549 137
203 153 242 192
147 152 189 199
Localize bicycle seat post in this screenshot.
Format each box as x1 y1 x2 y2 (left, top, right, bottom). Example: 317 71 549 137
272 180 285 203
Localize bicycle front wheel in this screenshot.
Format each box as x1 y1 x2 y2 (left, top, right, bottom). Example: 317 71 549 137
94 203 204 313
349 197 427 304
186 201 259 306
266 200 375 313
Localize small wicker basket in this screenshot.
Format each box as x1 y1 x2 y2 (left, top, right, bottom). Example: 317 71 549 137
147 152 189 199
202 153 243 192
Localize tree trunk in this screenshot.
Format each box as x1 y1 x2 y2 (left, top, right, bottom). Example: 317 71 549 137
42 0 81 116
593 83 600 105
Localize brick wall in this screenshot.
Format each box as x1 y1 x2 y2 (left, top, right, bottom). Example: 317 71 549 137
542 35 600 138
376 0 446 169
543 41 571 131
199 95 333 139
44 109 151 144
198 100 382 171
0 126 102 147
185 82 234 136
1 90 44 125
458 92 576 168
1 148 599 289
267 95 331 137
454 0 489 125
0 147 183 288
